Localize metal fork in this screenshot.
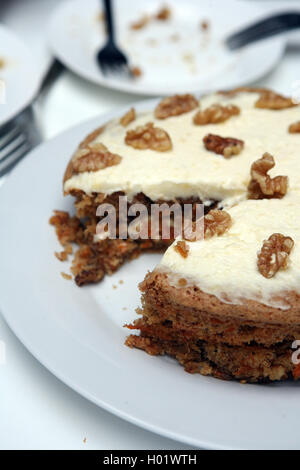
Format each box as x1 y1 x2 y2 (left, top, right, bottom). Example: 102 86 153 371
0 59 64 177
0 108 38 176
226 12 300 50
96 0 132 78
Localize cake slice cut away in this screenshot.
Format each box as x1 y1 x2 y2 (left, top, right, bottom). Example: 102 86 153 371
126 194 300 383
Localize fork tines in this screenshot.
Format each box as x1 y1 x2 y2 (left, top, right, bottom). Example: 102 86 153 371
0 108 41 176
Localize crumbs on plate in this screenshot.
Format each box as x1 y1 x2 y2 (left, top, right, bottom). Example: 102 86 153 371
130 4 172 30
131 66 143 78
61 272 72 280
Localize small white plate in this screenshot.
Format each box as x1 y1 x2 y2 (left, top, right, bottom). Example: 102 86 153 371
0 101 300 450
0 25 40 127
48 0 286 97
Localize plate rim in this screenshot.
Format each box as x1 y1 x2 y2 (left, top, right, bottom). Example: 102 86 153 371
0 24 41 126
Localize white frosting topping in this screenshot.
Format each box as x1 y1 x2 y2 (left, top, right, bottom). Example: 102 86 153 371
64 91 300 205
160 193 300 310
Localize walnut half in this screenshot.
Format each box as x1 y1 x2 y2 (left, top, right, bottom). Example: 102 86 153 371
184 210 232 241
125 122 172 151
193 104 240 125
248 153 288 200
255 91 296 110
73 143 122 173
174 240 190 258
203 134 244 158
120 108 136 127
204 210 232 239
257 233 294 279
288 121 300 134
155 94 199 119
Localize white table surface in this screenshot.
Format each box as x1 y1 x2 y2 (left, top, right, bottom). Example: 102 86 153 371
1 0 300 450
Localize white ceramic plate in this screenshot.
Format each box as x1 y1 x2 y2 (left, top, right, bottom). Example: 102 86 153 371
0 25 40 127
48 0 286 97
1 101 300 450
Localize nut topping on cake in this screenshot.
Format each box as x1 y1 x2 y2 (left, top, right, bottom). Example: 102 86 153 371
184 210 231 241
248 153 288 200
120 108 136 127
288 121 300 133
204 210 232 238
73 143 122 173
255 91 296 110
155 94 198 119
193 104 240 125
125 122 172 151
257 233 294 279
203 134 244 157
174 240 190 258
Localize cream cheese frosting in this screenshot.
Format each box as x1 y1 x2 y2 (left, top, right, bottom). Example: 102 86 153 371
159 193 300 310
64 91 300 206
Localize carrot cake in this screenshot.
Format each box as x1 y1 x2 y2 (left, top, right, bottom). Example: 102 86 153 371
126 192 300 383
51 88 300 288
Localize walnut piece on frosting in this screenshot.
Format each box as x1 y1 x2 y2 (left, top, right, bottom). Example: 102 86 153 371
73 142 122 173
174 240 189 258
248 153 288 200
125 122 172 151
257 233 294 279
155 94 198 119
203 133 244 158
204 210 232 239
193 104 240 125
288 121 300 133
184 210 231 242
255 91 296 110
120 108 136 127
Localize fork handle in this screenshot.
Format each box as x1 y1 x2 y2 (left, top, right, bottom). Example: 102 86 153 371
103 0 115 42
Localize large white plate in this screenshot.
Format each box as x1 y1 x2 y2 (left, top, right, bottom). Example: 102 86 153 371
1 101 300 450
0 25 40 127
48 0 286 96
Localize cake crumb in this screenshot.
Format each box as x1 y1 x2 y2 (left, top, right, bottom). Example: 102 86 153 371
61 272 72 280
0 58 5 69
131 66 142 78
156 6 172 21
119 280 124 285
130 15 149 30
83 437 87 444
169 33 180 42
122 307 127 311
97 11 105 22
130 5 171 31
113 284 117 289
182 53 195 64
200 20 210 31
55 251 68 262
146 38 158 47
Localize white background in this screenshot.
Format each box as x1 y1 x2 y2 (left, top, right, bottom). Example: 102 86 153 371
1 0 300 450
